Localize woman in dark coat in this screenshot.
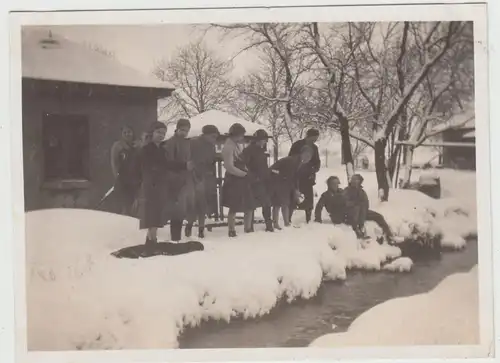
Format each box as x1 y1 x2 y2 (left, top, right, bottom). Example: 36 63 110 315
221 123 254 237
138 121 191 246
185 124 220 239
163 118 196 242
110 125 141 216
288 128 321 223
269 145 313 229
241 129 274 232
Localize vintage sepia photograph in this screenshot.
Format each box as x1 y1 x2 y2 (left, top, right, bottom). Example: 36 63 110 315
10 2 493 362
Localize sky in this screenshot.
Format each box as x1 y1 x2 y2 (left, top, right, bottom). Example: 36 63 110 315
25 24 438 163
34 24 260 79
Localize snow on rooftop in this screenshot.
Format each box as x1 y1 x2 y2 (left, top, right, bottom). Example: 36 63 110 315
448 109 475 129
22 28 175 91
188 110 264 137
463 130 476 138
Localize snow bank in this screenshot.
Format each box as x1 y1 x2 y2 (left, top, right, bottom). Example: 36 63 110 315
310 265 479 347
27 173 476 351
382 257 413 272
28 209 351 350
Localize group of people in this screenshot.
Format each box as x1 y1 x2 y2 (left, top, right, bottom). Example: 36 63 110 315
110 118 395 246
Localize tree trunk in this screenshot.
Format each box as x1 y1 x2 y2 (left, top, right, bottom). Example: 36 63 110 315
374 138 390 201
401 145 415 188
272 138 279 163
339 115 354 181
393 147 403 188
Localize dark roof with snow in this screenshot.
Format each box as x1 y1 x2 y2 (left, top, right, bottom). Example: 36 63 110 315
22 28 175 96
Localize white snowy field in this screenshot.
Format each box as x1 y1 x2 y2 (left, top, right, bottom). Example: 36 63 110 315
26 169 477 350
310 265 479 347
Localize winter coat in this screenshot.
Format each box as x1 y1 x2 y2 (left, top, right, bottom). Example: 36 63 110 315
242 142 272 208
343 184 370 227
189 136 218 218
163 135 196 221
221 138 254 212
137 142 187 229
314 188 348 224
268 155 302 207
288 139 321 185
110 140 141 214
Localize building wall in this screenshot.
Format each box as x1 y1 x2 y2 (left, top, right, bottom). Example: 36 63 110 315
442 128 476 170
23 87 158 211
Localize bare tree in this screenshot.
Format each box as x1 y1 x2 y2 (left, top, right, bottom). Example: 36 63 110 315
298 22 375 182
153 40 235 123
396 22 474 186
232 46 308 160
351 22 471 200
211 23 315 145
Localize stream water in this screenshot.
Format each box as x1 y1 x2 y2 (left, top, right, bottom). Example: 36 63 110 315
179 239 478 349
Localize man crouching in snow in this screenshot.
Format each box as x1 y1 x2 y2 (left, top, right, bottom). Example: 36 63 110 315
315 174 396 243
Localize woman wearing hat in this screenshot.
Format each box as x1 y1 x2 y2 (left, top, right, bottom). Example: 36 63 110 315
288 128 321 223
163 118 196 241
269 145 314 229
241 129 274 232
138 121 192 246
185 124 220 239
221 123 254 237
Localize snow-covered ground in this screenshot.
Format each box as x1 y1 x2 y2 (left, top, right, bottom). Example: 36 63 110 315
26 168 477 350
310 265 479 347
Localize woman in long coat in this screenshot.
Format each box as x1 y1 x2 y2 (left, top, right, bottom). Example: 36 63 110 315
288 128 321 223
110 125 141 216
221 123 254 237
269 145 313 229
163 118 196 242
241 129 274 232
138 121 190 246
185 124 220 239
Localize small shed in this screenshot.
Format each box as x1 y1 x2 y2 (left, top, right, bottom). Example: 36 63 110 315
188 110 269 220
22 28 175 211
441 113 476 170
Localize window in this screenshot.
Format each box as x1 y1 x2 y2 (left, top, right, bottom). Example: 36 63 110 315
42 113 90 181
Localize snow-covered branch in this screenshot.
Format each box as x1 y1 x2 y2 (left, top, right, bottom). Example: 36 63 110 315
379 22 458 140
415 115 474 147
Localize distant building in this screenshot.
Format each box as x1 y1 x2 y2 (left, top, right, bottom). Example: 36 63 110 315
441 116 476 170
22 28 174 211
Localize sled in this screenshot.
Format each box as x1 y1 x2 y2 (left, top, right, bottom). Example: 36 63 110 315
111 241 204 259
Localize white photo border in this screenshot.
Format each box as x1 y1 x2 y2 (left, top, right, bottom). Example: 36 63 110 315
4 1 495 363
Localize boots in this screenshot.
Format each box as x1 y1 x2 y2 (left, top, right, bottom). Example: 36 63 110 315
198 227 205 239
185 223 193 238
265 220 274 232
170 220 183 242
228 230 237 238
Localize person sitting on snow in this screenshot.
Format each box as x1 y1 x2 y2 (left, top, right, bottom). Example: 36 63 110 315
343 174 395 242
315 174 397 243
314 176 348 225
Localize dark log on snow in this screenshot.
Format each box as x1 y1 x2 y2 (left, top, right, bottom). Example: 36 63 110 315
112 241 204 259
